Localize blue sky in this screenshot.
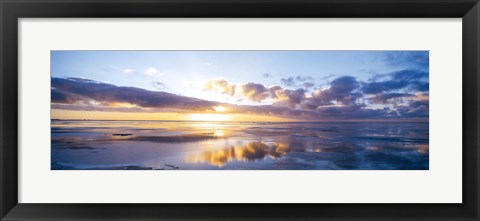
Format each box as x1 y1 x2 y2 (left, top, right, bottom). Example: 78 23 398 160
51 51 429 121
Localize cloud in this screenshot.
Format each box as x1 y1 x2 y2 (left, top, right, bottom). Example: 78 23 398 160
152 81 167 90
280 75 315 88
144 67 163 77
415 92 429 101
315 105 393 120
302 82 315 88
202 71 428 119
52 67 430 120
204 78 305 107
280 77 296 87
295 75 314 82
51 77 309 117
369 93 414 104
203 78 236 96
391 92 429 118
123 67 164 78
395 100 429 118
328 76 360 97
270 87 305 108
362 69 428 94
234 104 315 119
241 82 270 102
320 73 336 81
123 69 138 75
383 51 429 70
301 76 361 110
52 77 218 112
51 88 80 103
299 73 428 120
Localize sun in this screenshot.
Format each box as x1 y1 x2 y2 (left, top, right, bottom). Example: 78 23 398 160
189 114 229 121
213 106 227 112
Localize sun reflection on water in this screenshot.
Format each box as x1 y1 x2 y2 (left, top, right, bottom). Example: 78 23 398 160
213 130 225 137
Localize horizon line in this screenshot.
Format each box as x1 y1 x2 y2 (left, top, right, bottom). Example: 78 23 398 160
51 118 429 123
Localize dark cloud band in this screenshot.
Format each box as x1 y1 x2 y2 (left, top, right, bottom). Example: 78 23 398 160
52 66 429 120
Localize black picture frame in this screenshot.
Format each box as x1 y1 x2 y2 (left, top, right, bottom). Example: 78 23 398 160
1 0 479 220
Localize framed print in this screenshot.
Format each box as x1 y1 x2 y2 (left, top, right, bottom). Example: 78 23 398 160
50 50 430 171
1 0 479 220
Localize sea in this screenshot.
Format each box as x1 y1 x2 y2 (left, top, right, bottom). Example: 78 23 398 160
51 120 429 170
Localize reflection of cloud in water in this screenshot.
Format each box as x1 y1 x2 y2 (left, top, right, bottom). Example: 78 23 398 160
416 144 429 154
306 147 323 153
367 146 381 151
52 121 429 170
186 142 289 167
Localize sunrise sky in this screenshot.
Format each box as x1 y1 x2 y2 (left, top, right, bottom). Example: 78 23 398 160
51 51 429 121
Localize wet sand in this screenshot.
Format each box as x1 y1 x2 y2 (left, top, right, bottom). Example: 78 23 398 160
51 120 429 170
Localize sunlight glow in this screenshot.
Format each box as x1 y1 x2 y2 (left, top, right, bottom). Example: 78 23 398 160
110 102 138 108
51 110 293 122
213 106 227 112
213 130 225 137
189 114 229 121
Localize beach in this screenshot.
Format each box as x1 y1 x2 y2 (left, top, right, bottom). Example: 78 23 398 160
51 120 429 170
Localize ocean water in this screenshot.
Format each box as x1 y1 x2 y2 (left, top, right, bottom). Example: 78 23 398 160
51 120 429 170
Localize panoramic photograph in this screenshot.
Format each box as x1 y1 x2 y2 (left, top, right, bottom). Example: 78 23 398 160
51 51 429 170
